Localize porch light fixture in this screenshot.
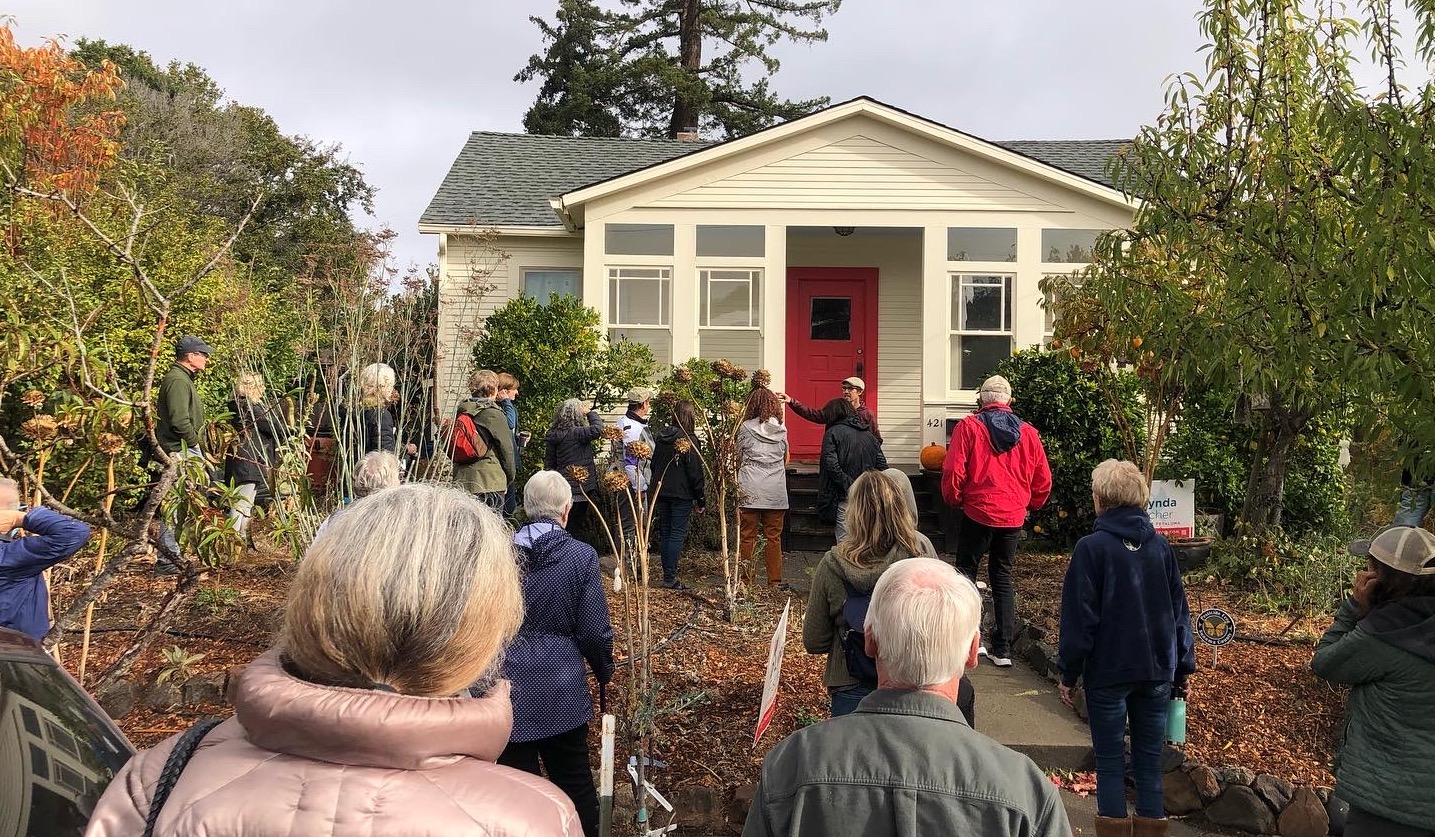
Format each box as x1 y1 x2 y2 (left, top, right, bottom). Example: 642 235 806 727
833 226 855 237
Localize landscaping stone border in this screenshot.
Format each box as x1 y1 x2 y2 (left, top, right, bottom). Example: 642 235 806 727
1011 618 1344 836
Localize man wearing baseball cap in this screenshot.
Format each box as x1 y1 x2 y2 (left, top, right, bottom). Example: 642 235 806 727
940 375 1051 668
1311 525 1435 837
153 334 215 573
779 377 882 444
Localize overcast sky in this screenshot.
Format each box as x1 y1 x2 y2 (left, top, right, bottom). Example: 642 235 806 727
4 1 1420 272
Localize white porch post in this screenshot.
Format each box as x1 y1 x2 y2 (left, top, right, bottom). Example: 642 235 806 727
1012 225 1045 350
762 224 787 390
583 222 608 328
672 223 699 362
921 225 948 407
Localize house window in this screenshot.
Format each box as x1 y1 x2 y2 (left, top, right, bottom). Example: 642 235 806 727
700 269 760 328
947 228 1017 262
697 225 764 257
949 274 1014 391
29 744 48 780
20 705 41 737
522 268 580 305
1042 229 1104 263
605 223 674 256
608 266 671 367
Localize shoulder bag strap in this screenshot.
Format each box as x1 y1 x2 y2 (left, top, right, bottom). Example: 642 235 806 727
142 717 224 837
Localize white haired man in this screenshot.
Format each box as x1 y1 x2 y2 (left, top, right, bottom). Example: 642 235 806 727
743 557 1069 837
0 477 92 641
940 374 1051 667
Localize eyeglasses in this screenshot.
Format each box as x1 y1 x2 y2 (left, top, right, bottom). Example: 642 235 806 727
840 385 857 391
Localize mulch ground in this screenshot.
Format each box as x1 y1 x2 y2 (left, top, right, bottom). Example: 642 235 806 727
49 540 1342 801
1019 550 1343 788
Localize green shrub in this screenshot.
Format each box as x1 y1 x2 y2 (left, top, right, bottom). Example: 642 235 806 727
1206 529 1361 615
472 295 655 481
992 349 1141 545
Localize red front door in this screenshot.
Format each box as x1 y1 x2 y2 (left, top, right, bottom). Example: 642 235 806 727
785 267 879 459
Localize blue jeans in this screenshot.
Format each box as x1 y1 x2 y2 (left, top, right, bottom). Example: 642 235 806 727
654 498 694 583
829 684 873 717
1393 486 1432 527
1086 681 1171 819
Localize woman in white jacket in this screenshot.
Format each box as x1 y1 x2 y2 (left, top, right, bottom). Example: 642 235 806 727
737 387 790 588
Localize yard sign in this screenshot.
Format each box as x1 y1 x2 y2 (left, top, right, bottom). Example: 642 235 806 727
1147 480 1196 539
754 598 792 745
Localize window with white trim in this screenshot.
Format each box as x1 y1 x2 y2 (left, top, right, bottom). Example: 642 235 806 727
522 268 580 305
608 266 672 367
700 269 760 328
1041 229 1103 264
949 274 1014 391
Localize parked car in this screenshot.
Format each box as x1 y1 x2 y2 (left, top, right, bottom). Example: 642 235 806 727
0 627 134 836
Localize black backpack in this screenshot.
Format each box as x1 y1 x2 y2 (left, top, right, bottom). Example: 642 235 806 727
840 577 879 687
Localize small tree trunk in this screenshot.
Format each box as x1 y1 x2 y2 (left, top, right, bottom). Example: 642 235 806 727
668 0 703 137
1240 404 1309 531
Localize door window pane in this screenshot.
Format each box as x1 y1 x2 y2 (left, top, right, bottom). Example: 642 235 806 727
605 223 674 256
951 336 1014 391
947 228 1017 262
697 225 764 257
1041 229 1103 263
810 297 852 341
522 269 580 305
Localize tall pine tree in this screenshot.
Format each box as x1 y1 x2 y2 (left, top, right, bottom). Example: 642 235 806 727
517 0 841 139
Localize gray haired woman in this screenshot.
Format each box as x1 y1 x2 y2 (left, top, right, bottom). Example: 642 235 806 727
544 397 604 544
87 484 582 835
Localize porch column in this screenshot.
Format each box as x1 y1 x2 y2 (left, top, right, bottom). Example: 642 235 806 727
583 221 608 327
761 224 787 390
672 222 699 362
921 225 948 406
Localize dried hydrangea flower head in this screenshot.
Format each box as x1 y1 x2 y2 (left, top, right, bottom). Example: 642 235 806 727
601 470 630 492
565 464 591 485
20 415 59 442
625 440 652 460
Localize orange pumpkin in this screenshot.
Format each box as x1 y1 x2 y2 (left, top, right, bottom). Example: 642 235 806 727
920 443 947 471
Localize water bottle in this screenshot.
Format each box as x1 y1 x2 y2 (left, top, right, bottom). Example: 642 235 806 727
1166 697 1188 744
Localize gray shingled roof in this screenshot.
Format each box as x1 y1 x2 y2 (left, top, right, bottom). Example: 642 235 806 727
420 129 1128 229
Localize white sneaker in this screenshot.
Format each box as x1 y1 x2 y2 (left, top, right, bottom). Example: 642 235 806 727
990 655 1013 667
978 645 989 657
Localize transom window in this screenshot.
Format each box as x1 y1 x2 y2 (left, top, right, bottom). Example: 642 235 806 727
697 225 764 257
947 228 1017 262
605 223 674 256
1042 229 1103 263
950 274 1014 391
700 269 760 328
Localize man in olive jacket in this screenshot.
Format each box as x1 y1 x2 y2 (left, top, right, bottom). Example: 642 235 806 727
744 558 1069 837
153 335 214 573
452 369 516 511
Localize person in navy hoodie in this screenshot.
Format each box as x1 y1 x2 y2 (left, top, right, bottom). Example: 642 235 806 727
0 477 92 641
1056 459 1195 837
500 470 614 837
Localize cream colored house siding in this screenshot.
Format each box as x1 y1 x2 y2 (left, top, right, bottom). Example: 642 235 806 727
787 228 924 462
649 135 1058 211
436 232 582 413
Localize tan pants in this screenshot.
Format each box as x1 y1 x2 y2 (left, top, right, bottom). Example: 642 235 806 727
739 509 786 585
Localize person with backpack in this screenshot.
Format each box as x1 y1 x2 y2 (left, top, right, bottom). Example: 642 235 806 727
803 471 945 717
816 398 887 542
451 370 516 511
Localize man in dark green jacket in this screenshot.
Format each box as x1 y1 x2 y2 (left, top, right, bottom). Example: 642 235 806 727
153 335 214 573
744 558 1070 837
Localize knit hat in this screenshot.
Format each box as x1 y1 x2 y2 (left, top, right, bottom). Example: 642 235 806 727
1348 525 1435 576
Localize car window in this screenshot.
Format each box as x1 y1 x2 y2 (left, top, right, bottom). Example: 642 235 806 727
0 658 133 836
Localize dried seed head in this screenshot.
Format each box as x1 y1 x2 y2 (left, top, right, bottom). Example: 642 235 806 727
20 390 45 409
674 437 692 455
656 390 679 408
601 470 630 493
729 365 747 381
20 415 58 442
565 464 591 485
601 425 625 441
751 369 772 389
711 358 735 378
625 440 652 460
724 400 743 419
674 366 694 383
56 413 82 431
96 432 126 455
707 379 723 394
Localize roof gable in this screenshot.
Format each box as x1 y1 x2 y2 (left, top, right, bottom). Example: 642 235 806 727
420 98 1131 230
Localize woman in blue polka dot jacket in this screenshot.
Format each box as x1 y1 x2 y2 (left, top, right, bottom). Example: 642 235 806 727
500 470 615 837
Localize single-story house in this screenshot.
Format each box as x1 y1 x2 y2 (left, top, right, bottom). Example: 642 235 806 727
421 97 1134 463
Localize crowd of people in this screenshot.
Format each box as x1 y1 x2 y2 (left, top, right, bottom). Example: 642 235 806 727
1 335 1430 836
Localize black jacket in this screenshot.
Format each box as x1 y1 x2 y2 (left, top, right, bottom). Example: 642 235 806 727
650 426 706 504
358 404 396 454
224 397 282 487
819 416 887 501
544 411 604 498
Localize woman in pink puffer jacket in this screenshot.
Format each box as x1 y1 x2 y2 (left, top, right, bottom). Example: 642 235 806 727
86 483 581 836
